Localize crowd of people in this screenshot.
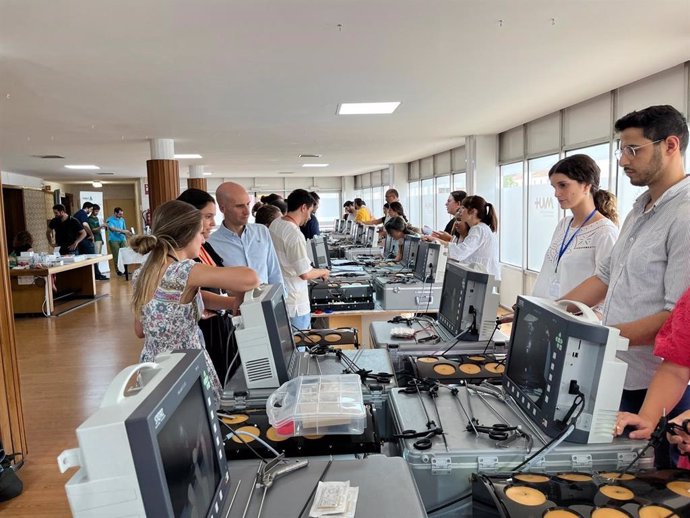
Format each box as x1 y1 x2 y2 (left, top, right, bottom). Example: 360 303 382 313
31 104 687 465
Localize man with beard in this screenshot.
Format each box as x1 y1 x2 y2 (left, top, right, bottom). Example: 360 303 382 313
561 105 690 464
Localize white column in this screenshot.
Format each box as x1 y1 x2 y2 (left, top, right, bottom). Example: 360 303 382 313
189 164 205 178
150 138 175 160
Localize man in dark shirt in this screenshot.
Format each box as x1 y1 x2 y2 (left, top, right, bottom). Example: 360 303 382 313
46 204 87 256
72 202 106 279
300 192 321 240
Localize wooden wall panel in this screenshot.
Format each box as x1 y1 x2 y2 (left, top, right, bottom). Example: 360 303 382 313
0 177 28 456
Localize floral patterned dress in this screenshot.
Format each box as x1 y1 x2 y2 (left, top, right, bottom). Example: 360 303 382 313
135 258 222 403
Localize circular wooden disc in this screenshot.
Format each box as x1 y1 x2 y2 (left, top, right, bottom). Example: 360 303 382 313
591 508 631 518
303 434 324 440
639 505 679 518
418 356 439 363
504 485 547 506
667 480 690 498
484 362 505 374
514 473 550 484
266 426 290 442
468 355 486 362
230 425 260 444
557 473 592 482
599 485 634 501
294 335 302 343
324 333 342 342
433 364 456 376
599 472 635 481
543 509 583 518
220 414 249 425
459 363 482 375
308 334 322 342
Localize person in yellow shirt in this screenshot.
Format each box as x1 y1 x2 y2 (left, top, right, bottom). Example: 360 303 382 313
354 198 373 222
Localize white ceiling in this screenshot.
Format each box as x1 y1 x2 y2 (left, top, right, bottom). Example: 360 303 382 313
1 0 689 183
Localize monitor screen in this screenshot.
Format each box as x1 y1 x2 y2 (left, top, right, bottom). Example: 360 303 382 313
384 235 395 258
311 236 331 269
438 262 467 337
159 380 221 518
414 240 439 282
401 235 420 269
363 226 376 247
354 223 366 244
344 220 354 236
266 285 297 378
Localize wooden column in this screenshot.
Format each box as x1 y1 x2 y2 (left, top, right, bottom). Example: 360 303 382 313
0 175 28 456
187 178 208 191
146 159 180 212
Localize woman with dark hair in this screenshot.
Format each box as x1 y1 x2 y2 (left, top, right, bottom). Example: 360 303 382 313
433 190 467 241
176 188 240 384
448 195 501 279
10 230 33 256
384 216 419 262
255 204 282 228
532 154 619 301
130 200 259 406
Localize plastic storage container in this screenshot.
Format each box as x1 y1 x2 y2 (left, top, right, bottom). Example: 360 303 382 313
266 374 365 437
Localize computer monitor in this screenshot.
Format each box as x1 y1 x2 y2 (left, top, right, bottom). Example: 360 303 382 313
361 225 377 248
234 284 297 389
335 219 346 233
58 350 230 518
354 223 366 244
413 240 441 283
400 235 420 269
437 260 500 341
344 220 355 236
504 296 629 444
310 235 332 269
383 235 396 258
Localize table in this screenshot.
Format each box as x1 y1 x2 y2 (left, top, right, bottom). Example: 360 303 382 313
312 303 436 347
117 247 147 280
10 255 112 316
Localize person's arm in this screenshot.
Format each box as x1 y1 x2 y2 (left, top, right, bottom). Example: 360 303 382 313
667 410 690 457
616 360 690 439
300 268 329 281
82 222 94 239
134 317 145 339
431 230 452 242
189 264 260 294
68 229 87 251
613 311 672 346
46 228 56 247
559 276 609 308
200 290 239 312
362 217 383 225
448 226 483 262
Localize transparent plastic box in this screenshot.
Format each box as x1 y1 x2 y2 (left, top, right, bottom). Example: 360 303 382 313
266 375 365 437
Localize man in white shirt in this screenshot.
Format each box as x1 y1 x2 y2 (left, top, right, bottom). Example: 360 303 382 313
269 189 330 331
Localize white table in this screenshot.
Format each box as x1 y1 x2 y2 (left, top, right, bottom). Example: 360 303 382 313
117 247 147 280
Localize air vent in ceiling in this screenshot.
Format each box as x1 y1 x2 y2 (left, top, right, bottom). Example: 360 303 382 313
298 154 321 158
278 171 294 175
32 154 65 159
96 172 115 176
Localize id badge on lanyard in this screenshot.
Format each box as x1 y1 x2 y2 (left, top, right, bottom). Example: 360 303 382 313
549 277 561 299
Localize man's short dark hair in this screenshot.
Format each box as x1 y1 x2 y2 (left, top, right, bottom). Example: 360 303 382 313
255 204 282 226
114 207 123 214
82 202 93 209
287 189 315 212
269 199 288 214
92 204 100 211
385 188 399 198
53 204 66 212
615 105 688 154
354 198 365 208
177 188 215 210
343 200 354 208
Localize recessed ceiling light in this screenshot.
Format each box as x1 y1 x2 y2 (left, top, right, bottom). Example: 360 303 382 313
202 172 212 176
299 154 322 158
278 172 294 175
302 164 329 168
65 164 100 170
92 181 103 188
32 154 65 159
96 172 115 176
337 102 401 115
174 153 202 159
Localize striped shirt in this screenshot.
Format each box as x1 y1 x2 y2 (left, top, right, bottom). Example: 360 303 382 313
596 175 690 390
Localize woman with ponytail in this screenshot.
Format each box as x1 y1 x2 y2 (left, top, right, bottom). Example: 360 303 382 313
448 195 501 279
532 154 619 302
131 200 260 406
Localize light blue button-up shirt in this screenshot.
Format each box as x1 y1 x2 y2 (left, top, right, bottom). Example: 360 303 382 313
208 222 284 286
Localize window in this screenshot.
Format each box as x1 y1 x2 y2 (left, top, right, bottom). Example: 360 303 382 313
316 192 341 230
453 172 467 192
371 186 385 220
527 154 561 271
435 176 451 232
421 178 434 230
499 162 524 266
408 181 420 227
565 142 611 191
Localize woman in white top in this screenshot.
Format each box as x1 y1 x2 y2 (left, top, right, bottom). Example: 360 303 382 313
532 154 619 301
448 195 501 279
